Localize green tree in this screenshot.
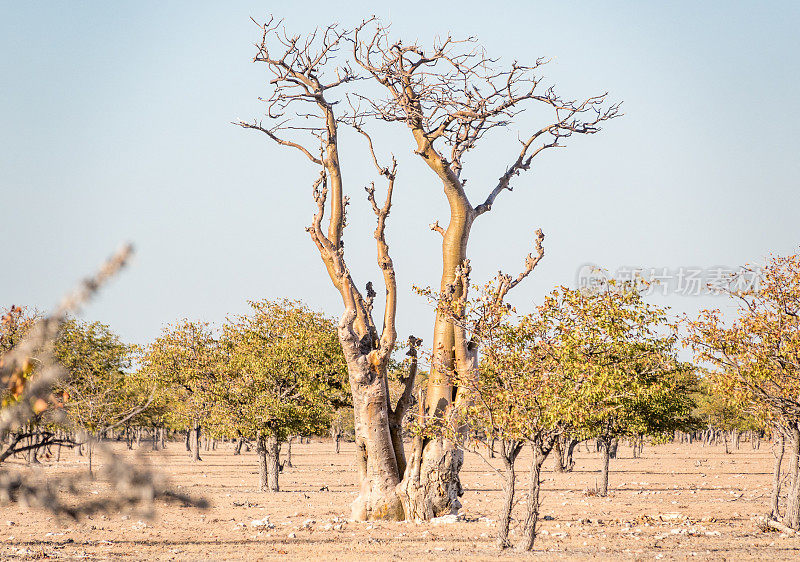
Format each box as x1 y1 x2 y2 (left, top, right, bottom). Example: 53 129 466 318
142 320 221 462
54 318 138 473
459 314 564 550
209 299 349 492
687 251 800 528
541 280 696 496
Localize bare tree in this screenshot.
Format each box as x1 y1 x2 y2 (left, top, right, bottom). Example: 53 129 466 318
351 19 620 517
238 19 415 520
240 17 618 520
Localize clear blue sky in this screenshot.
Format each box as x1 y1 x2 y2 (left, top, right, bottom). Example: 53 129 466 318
2 2 799 349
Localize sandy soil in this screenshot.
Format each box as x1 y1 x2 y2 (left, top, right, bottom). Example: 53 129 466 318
0 439 797 560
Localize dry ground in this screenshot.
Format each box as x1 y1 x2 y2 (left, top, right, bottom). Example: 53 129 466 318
0 439 797 560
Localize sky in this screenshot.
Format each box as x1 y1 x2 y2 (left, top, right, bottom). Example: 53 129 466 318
2 2 799 353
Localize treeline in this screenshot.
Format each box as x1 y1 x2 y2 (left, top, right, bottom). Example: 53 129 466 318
1 298 354 492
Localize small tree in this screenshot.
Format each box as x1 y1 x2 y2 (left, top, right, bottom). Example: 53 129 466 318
687 252 800 528
54 318 140 474
209 299 349 492
142 320 221 462
694 375 764 453
459 314 565 551
541 280 696 496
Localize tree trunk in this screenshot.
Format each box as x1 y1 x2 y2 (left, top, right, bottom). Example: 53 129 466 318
770 431 785 520
185 430 191 452
553 438 564 473
26 432 39 464
600 436 611 496
413 168 475 520
234 435 244 456
345 353 404 521
151 427 159 451
608 438 619 459
87 434 94 476
135 427 142 448
257 435 281 492
286 436 293 468
496 443 521 550
783 425 800 529
335 433 341 454
191 424 202 462
75 430 84 457
519 443 549 551
160 427 166 449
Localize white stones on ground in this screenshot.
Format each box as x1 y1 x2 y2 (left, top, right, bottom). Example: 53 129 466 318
250 517 275 529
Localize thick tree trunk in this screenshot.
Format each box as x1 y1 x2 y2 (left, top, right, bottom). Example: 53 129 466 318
234 435 244 456
783 425 800 529
398 436 463 520
257 435 281 492
160 427 166 449
345 353 404 521
412 168 475 520
151 427 159 451
519 444 549 551
600 436 611 496
335 433 341 454
135 427 142 448
184 430 191 452
770 431 785 520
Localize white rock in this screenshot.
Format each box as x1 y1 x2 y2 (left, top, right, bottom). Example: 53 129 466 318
251 517 275 529
431 514 461 525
